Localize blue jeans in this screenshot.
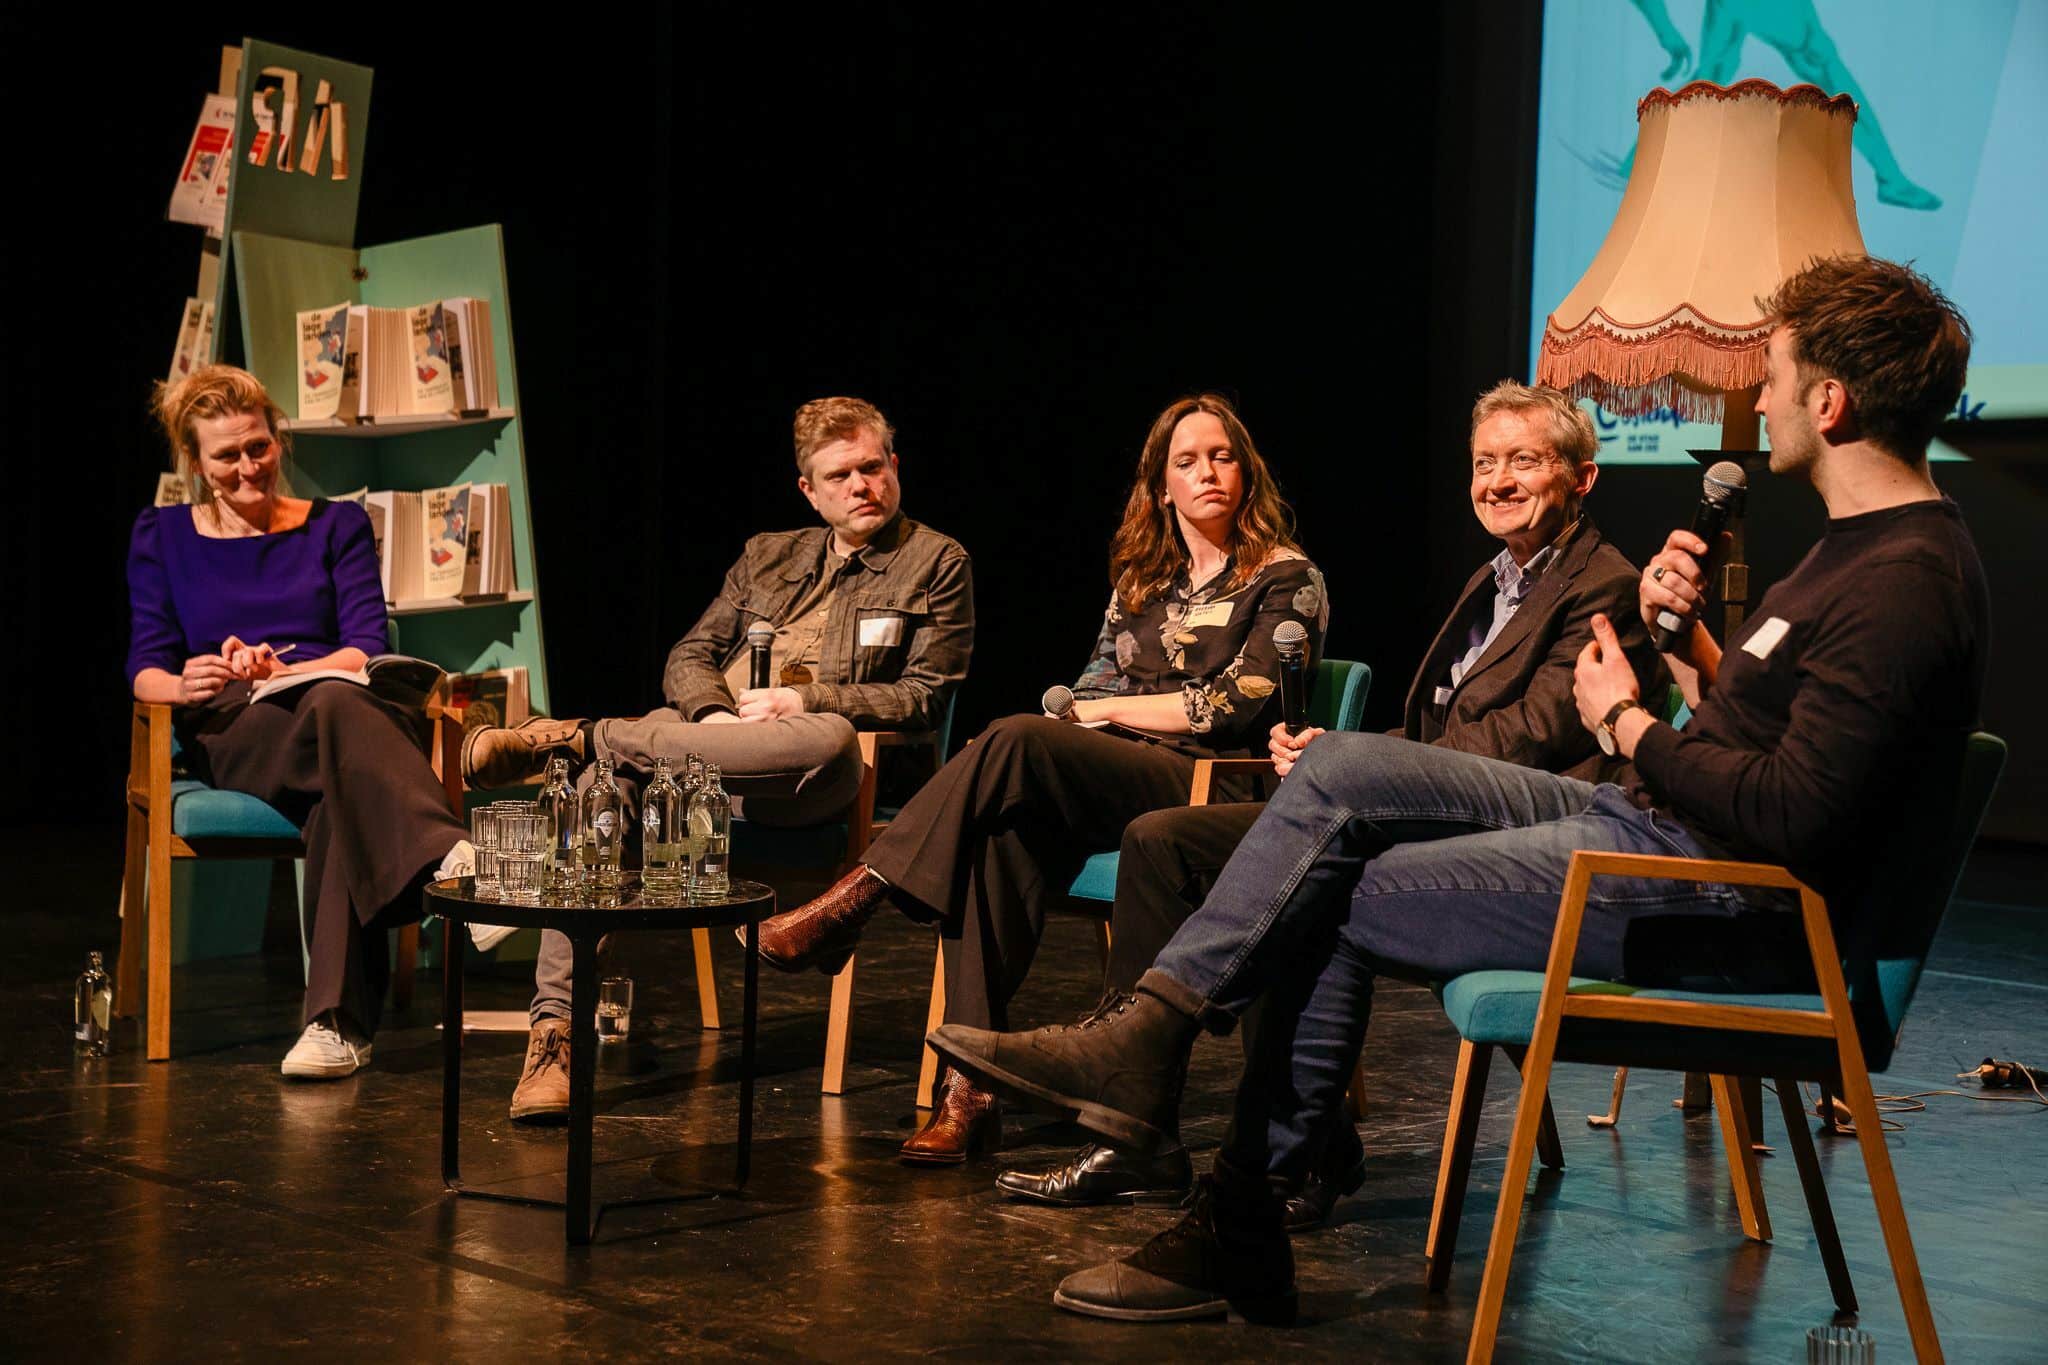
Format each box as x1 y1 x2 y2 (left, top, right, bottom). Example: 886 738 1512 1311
1139 732 1782 1186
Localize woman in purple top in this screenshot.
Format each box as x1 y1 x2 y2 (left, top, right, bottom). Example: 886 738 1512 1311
129 365 470 1079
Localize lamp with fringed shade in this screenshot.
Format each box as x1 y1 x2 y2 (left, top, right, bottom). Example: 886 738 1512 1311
1537 79 1867 437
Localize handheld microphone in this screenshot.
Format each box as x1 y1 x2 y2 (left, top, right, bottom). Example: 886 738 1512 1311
1273 620 1310 734
746 621 774 690
1652 461 1748 652
1041 684 1076 720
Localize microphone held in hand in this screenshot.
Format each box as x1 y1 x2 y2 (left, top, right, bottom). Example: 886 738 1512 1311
1041 684 1076 720
1652 461 1748 652
1273 620 1310 734
746 621 774 690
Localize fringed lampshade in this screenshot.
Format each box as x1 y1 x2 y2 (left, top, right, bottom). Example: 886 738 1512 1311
1537 79 1867 423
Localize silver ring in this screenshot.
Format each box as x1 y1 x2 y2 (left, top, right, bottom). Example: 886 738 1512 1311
1652 565 1666 581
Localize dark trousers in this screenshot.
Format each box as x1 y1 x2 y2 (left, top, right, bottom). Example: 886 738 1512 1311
1106 802 1264 991
861 715 1207 1031
186 681 468 1036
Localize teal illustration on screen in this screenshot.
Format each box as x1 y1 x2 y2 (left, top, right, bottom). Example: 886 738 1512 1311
1533 0 2047 462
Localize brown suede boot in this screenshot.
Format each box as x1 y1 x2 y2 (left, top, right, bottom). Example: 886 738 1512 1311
899 1068 1002 1164
463 716 588 789
744 865 889 973
509 1018 571 1124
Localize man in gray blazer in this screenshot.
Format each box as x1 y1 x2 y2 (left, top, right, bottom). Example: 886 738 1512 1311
994 380 1663 1218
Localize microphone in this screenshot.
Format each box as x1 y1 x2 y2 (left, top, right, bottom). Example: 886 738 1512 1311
1273 620 1310 734
1652 461 1748 652
1041 684 1076 720
746 621 774 690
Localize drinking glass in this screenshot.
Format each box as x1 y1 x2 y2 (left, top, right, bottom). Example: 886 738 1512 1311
1806 1327 1876 1363
469 806 501 898
597 977 633 1044
496 812 548 904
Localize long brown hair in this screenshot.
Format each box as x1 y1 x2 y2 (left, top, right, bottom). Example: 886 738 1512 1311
1109 394 1300 613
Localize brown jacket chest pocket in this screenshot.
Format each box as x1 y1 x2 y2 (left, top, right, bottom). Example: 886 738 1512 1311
850 588 927 680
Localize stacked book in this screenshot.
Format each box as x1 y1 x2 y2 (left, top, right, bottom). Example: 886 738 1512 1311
344 482 518 603
297 298 499 422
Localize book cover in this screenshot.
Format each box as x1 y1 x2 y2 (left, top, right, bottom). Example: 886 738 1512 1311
438 667 531 738
296 304 349 420
421 483 470 598
408 304 454 413
168 95 234 230
169 298 204 381
154 472 190 507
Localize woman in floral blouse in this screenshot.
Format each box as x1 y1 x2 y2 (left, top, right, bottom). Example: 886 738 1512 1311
750 393 1328 1162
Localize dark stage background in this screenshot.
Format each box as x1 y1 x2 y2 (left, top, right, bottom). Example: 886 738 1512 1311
21 5 2030 840
10 3 1545 822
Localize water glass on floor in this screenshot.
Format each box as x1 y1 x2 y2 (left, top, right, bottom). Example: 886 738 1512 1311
597 977 632 1044
1807 1326 1876 1363
469 806 501 898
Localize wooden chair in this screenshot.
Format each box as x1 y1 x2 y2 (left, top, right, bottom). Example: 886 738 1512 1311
1426 732 2006 1363
115 700 462 1061
898 659 1376 1110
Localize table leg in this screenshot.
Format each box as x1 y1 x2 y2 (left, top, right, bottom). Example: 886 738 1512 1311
738 918 758 1189
567 932 598 1245
441 919 464 1188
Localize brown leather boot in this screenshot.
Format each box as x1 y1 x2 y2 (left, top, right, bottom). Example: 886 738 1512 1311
745 865 889 973
899 1068 1002 1164
463 716 588 789
508 1018 571 1124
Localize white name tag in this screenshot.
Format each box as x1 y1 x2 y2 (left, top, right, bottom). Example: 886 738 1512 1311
1433 686 1455 706
1183 601 1235 630
1741 616 1792 660
858 615 904 647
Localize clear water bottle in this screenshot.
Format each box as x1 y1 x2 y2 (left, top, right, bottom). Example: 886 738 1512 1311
538 755 579 892
688 762 731 898
642 756 688 893
580 756 624 890
680 753 707 883
75 951 112 1056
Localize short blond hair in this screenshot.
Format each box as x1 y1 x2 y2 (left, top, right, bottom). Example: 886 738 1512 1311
152 364 290 505
1469 380 1597 468
793 396 894 477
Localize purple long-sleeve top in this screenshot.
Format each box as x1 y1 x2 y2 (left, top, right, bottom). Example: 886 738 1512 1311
126 500 390 683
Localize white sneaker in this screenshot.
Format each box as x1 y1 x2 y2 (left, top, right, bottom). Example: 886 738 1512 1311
437 840 517 952
281 1012 372 1079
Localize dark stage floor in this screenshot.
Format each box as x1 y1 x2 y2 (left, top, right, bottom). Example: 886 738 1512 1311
6 825 2046 1361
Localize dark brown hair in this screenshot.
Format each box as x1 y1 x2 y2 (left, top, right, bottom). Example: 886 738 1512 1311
1109 394 1300 613
1759 256 1971 460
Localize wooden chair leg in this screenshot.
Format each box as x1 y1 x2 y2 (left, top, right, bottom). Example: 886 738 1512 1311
1427 1040 1494 1292
1839 1060 1943 1360
1469 1030 1563 1361
116 817 147 1019
822 953 856 1095
1346 1055 1369 1122
1505 1046 1565 1171
691 927 721 1030
392 923 418 1009
145 710 175 1062
1093 918 1112 970
914 939 946 1110
1711 1073 1772 1242
1775 1075 1856 1313
1587 1066 1628 1128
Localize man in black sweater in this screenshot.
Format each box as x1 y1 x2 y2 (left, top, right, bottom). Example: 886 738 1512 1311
929 254 1990 1324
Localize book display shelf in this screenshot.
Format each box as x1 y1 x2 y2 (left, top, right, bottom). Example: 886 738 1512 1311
210 38 551 715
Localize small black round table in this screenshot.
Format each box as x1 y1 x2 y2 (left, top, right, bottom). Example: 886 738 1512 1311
426 874 776 1245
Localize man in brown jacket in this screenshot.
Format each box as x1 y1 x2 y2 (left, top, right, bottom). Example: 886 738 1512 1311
993 380 1661 1218
463 396 974 1122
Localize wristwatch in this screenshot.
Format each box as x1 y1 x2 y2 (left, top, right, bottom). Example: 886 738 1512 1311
1597 698 1642 757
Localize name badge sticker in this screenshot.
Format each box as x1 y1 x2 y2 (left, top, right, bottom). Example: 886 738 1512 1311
1183 602 1235 630
1741 616 1792 660
858 615 905 647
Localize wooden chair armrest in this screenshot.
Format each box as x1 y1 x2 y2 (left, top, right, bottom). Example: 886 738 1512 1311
430 707 465 809
1188 756 1275 806
1566 850 1809 892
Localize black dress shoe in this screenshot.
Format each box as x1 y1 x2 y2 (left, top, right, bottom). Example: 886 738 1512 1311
997 1142 1194 1206
929 990 1199 1153
1052 1173 1296 1324
1284 1120 1365 1231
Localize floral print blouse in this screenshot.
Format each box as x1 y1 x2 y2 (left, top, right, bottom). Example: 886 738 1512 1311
1073 552 1329 753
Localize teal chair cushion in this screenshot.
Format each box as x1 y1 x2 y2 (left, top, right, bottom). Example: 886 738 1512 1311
169 779 301 840
1440 970 1836 1047
1069 852 1121 903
